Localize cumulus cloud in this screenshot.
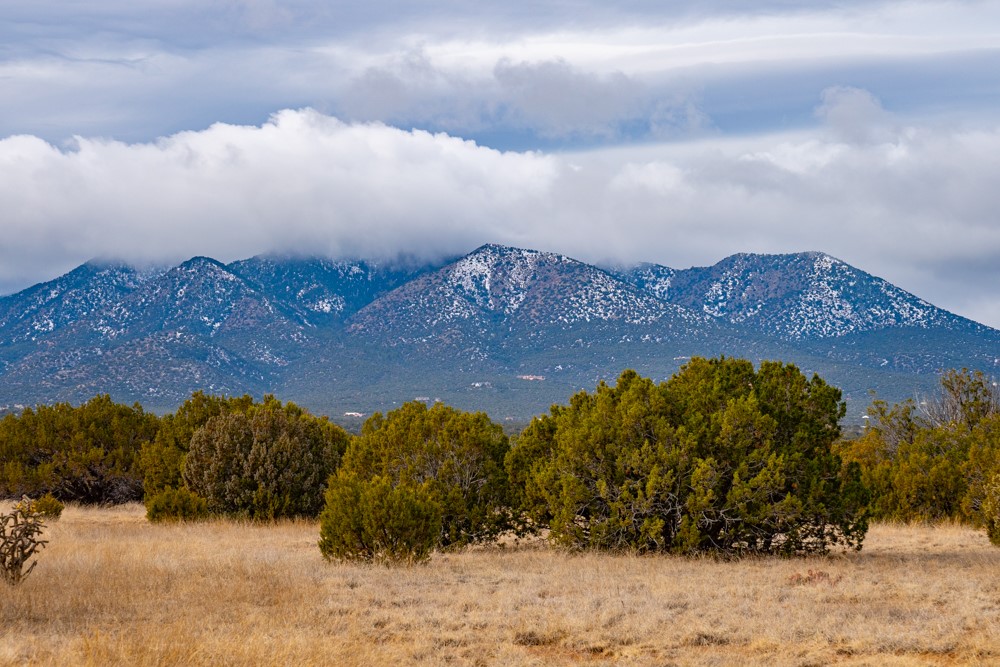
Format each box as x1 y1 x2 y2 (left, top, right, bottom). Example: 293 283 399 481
2 103 1000 329
0 110 557 285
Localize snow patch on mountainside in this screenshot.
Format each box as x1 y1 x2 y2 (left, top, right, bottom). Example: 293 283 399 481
0 262 163 344
613 263 675 301
655 251 956 340
349 244 704 337
785 253 942 338
612 251 973 340
449 244 555 314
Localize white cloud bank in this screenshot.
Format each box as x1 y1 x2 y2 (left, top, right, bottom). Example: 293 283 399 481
2 97 1000 328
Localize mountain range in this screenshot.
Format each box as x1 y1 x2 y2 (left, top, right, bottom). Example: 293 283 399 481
1 243 997 424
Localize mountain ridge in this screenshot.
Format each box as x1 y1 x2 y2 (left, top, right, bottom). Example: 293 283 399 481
612 250 978 340
0 244 996 420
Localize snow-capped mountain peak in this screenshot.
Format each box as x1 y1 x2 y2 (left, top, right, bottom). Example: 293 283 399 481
621 251 966 340
0 260 163 344
0 244 996 416
348 243 704 340
448 244 566 314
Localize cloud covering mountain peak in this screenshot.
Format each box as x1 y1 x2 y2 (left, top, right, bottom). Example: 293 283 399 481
3 104 1000 328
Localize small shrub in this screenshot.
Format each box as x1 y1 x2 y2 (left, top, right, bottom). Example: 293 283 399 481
140 436 186 500
319 472 442 564
140 391 257 501
343 401 513 548
145 487 210 523
19 493 65 520
2 497 48 585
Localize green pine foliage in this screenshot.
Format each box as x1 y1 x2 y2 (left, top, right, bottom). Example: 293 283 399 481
507 359 868 556
336 401 514 549
318 472 441 564
181 397 348 519
983 471 1000 546
318 402 515 564
0 395 159 504
837 368 1000 530
139 391 255 500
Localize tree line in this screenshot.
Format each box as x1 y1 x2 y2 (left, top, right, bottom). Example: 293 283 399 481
2 357 998 559
836 368 1000 543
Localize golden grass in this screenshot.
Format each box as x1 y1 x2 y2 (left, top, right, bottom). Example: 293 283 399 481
3 504 1000 666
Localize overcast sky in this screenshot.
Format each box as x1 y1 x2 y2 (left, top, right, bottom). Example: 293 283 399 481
2 0 1000 327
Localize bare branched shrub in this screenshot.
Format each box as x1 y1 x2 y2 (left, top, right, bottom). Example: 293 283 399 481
2 497 49 585
918 368 1000 431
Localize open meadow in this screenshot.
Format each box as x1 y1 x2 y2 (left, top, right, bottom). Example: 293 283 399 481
3 503 999 666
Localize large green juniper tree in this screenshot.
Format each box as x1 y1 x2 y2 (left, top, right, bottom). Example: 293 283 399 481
507 358 869 556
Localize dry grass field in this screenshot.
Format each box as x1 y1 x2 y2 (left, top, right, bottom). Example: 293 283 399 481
2 504 1000 666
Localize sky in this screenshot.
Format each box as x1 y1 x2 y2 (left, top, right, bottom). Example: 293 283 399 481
2 0 1000 327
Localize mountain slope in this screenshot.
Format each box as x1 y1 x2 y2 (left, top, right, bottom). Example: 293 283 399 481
0 245 997 419
0 261 163 346
612 263 675 302
617 251 978 340
0 257 307 408
348 243 705 339
228 255 428 324
112 257 303 345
